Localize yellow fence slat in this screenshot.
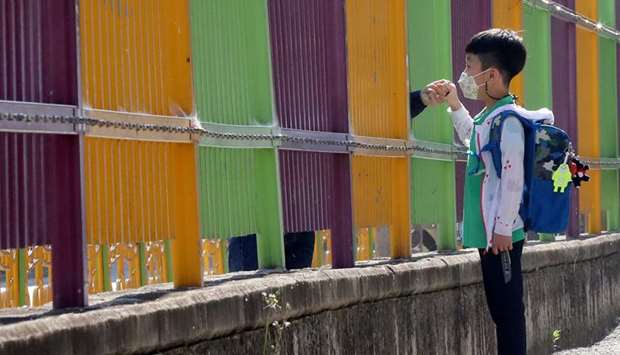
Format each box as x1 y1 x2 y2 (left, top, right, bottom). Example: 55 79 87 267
346 0 408 139
79 0 193 116
352 156 411 258
576 0 602 234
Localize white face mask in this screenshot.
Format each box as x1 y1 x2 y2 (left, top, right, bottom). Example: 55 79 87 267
457 69 491 100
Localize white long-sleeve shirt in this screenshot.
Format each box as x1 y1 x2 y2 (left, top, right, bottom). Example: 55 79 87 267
450 103 554 247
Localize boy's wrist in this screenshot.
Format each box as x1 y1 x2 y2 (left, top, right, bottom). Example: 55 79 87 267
448 100 463 112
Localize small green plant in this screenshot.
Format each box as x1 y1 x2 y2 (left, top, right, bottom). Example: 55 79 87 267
262 290 291 355
552 329 561 351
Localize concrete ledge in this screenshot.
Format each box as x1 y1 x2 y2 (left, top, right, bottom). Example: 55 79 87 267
0 235 618 355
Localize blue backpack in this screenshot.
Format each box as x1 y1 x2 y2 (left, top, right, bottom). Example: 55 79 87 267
481 110 572 234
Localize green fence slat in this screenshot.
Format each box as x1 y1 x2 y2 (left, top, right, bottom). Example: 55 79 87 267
407 0 457 250
523 4 552 109
190 0 273 126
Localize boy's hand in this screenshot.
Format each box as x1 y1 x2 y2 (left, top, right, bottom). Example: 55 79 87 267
420 80 448 107
422 80 463 112
492 233 513 255
437 81 462 112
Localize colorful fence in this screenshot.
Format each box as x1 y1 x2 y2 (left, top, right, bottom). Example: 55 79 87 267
0 0 618 309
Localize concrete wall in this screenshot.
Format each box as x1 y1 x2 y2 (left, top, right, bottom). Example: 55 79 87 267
0 235 618 355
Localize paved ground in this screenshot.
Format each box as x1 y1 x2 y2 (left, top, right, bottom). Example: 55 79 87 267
555 318 620 354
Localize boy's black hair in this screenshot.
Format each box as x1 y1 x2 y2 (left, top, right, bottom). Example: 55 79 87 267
465 28 526 86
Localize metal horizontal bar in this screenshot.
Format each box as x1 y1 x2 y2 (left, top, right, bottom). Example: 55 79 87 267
200 137 274 149
348 135 410 157
277 128 349 153
83 109 193 142
409 139 469 162
200 122 274 136
199 122 275 148
581 157 620 170
0 107 615 166
0 101 77 134
0 101 76 116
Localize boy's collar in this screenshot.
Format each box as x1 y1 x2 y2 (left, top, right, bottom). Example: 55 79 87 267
474 95 516 124
486 95 516 110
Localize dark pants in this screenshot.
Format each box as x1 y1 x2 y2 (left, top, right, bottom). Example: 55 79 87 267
478 240 527 355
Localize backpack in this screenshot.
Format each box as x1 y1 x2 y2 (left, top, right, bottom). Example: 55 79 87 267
481 110 572 234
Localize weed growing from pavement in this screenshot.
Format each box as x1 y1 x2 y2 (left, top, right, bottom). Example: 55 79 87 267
552 329 562 351
262 290 291 355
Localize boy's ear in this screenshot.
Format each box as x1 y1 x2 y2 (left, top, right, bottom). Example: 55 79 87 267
489 68 505 86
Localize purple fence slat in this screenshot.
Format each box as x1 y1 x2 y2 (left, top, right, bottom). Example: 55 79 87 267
451 0 492 222
280 151 332 232
0 0 77 104
551 0 579 237
279 150 353 268
331 153 353 268
47 134 86 308
268 0 348 132
551 3 578 129
1 133 50 249
0 132 86 308
451 0 490 118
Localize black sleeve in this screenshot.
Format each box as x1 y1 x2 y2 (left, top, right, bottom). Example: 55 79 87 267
409 90 427 119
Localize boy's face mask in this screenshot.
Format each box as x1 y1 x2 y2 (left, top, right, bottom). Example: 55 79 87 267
457 68 492 100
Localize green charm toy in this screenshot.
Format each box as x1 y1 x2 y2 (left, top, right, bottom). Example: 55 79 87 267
552 154 572 193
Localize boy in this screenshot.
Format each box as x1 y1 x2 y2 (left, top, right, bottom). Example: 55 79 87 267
434 29 552 355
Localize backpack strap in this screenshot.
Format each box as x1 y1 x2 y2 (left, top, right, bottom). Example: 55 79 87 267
480 112 510 179
480 110 538 179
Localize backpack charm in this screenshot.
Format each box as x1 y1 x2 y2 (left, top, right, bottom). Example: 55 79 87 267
552 163 572 193
568 157 590 189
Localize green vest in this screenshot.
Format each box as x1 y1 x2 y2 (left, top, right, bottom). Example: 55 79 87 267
462 97 525 249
